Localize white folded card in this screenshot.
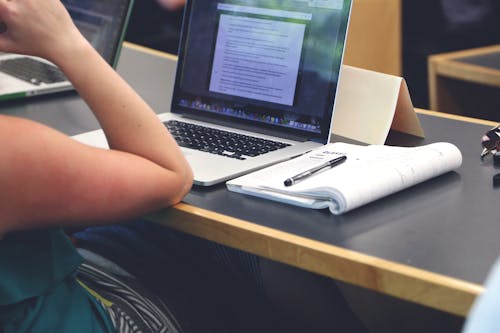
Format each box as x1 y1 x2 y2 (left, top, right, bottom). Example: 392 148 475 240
333 65 424 145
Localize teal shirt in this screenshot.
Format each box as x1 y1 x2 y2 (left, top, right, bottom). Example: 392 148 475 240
0 228 114 333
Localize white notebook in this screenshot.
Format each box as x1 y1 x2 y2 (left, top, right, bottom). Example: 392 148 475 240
226 142 462 214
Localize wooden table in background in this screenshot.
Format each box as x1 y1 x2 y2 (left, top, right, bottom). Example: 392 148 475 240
428 44 500 122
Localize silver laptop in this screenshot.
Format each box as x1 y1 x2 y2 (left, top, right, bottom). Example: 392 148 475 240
0 0 134 101
74 0 352 186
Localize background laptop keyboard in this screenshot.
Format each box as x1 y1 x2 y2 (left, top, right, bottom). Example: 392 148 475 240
0 57 67 85
165 120 290 160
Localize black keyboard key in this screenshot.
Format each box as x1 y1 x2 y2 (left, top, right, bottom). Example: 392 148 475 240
164 120 290 160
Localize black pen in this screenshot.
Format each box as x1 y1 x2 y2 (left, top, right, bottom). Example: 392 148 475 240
284 155 347 187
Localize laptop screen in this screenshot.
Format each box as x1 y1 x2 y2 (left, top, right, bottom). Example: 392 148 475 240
172 0 352 143
62 0 133 66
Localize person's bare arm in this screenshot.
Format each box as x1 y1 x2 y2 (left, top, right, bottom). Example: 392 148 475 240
0 0 192 234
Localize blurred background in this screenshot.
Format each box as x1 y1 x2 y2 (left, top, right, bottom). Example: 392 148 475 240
125 0 500 115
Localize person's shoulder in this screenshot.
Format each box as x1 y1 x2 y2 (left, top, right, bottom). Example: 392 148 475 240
462 257 500 332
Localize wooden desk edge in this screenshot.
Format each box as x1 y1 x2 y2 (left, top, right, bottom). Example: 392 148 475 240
429 57 500 88
123 42 178 61
125 43 486 316
148 203 483 317
428 46 500 111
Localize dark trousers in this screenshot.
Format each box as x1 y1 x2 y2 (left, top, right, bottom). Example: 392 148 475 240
72 219 368 333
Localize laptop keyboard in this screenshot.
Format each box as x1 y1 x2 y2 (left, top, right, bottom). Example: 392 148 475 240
0 57 67 85
165 120 291 160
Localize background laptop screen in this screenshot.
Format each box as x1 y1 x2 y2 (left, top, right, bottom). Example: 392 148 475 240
62 0 132 66
173 0 351 143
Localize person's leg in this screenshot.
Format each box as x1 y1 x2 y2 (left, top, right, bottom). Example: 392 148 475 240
73 219 377 333
72 219 279 333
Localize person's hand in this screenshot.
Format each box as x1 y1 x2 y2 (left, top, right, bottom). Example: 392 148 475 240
157 0 185 11
0 0 86 63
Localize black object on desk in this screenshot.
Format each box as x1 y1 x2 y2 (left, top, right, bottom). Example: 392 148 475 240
481 124 500 159
493 173 500 187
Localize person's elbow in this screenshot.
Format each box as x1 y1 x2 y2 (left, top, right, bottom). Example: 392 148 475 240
163 166 194 206
176 165 194 203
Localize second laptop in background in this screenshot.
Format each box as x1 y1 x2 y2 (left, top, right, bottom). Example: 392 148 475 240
0 0 134 101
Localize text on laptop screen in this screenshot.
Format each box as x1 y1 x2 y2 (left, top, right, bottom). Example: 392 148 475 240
62 0 132 65
173 0 351 143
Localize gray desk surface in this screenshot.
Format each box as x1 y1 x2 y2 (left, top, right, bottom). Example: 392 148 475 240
185 113 498 286
456 52 500 71
3 43 498 317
